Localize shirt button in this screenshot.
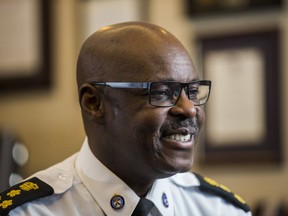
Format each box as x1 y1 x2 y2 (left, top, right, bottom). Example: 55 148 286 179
58 174 67 180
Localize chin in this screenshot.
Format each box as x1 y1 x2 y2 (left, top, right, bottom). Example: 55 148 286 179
149 136 196 177
168 150 195 172
157 158 195 178
175 161 194 173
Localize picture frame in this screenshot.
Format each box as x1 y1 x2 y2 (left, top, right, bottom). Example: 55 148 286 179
77 0 146 50
185 0 283 17
0 0 51 93
198 29 282 164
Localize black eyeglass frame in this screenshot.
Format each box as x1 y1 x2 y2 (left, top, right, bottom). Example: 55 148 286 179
90 80 212 107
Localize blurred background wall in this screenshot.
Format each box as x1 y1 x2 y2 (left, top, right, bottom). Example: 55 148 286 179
0 0 287 214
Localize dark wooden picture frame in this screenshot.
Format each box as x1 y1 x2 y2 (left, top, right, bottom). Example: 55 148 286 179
198 29 282 164
185 0 283 17
0 0 51 93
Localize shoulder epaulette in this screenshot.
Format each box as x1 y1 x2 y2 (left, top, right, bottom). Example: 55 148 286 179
0 177 54 216
194 173 250 213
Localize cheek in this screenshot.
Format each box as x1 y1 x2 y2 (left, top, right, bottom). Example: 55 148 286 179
196 107 205 127
128 109 168 157
137 110 170 153
109 100 166 139
136 108 167 133
116 109 166 161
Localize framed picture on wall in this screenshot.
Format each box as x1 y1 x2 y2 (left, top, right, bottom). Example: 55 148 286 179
198 29 282 164
0 0 51 93
77 0 146 49
185 0 283 17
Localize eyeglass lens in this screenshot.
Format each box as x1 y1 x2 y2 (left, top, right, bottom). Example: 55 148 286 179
149 82 210 107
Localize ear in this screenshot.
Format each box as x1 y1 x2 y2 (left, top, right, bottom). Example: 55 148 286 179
79 83 104 121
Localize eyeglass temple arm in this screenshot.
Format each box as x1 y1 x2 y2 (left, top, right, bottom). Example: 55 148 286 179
91 82 150 89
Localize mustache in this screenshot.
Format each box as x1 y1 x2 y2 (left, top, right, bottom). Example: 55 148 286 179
160 118 200 134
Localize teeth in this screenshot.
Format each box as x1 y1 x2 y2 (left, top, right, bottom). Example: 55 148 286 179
167 134 191 142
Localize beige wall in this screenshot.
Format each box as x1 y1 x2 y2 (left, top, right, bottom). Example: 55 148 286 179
0 0 84 175
0 0 287 211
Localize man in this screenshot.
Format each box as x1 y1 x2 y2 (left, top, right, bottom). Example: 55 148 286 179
0 22 251 215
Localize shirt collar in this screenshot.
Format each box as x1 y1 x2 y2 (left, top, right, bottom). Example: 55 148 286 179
145 172 200 216
146 178 174 216
75 138 198 216
170 171 200 187
75 138 139 216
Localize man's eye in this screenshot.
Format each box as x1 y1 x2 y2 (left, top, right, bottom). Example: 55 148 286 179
189 89 199 98
150 89 172 100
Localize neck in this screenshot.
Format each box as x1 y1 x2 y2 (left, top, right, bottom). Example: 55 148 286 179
118 173 155 197
87 133 167 197
89 141 155 197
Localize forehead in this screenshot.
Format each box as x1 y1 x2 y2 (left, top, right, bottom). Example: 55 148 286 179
150 47 198 82
108 43 198 83
85 24 199 83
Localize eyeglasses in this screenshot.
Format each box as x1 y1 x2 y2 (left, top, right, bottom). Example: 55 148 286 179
90 80 212 107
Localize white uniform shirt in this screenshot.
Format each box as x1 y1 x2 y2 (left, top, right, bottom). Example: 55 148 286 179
7 138 252 216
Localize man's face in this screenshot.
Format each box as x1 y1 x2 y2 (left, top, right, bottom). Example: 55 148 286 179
103 44 205 179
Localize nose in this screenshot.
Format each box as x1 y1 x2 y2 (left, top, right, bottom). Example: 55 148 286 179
169 90 197 118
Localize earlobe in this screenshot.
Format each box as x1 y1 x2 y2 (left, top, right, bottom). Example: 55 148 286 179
79 84 104 121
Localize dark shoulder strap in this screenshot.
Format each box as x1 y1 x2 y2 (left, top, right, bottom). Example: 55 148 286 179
0 177 54 215
194 172 250 213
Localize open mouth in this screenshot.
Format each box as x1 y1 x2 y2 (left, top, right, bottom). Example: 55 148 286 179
166 134 192 142
161 126 198 147
160 119 199 148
